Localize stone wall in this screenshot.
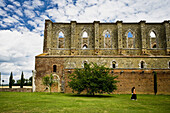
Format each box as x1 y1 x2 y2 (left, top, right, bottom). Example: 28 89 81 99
43 20 170 56
35 56 170 94
36 20 170 94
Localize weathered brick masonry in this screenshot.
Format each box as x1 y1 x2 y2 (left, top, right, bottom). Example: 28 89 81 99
35 20 170 94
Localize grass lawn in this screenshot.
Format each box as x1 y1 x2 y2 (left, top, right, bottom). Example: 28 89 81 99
0 92 170 113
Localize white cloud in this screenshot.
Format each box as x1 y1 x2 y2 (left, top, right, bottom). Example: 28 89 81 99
0 0 6 7
27 20 37 28
24 9 36 18
13 1 20 7
15 8 23 16
7 4 16 10
65 4 79 16
3 16 18 24
23 0 34 9
0 8 8 17
0 30 43 84
32 0 44 8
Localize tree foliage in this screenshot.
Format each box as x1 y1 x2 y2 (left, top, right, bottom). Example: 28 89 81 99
42 73 56 93
20 71 24 88
68 63 118 95
154 71 157 95
9 72 15 88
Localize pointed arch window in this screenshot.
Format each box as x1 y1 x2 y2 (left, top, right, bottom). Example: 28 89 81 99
168 62 170 68
58 31 65 48
150 31 156 38
104 30 111 48
150 30 157 49
128 32 133 38
84 61 87 68
141 61 144 69
82 31 88 38
53 65 57 72
83 44 88 49
82 31 89 48
127 30 135 48
105 31 110 38
112 61 116 68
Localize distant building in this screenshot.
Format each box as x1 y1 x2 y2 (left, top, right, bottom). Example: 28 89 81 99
35 20 170 94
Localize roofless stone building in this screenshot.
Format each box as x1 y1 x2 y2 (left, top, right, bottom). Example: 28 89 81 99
34 20 170 94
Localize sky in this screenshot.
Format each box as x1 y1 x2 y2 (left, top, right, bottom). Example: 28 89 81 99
0 0 170 84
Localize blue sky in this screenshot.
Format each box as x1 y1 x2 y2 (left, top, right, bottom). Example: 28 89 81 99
0 0 170 84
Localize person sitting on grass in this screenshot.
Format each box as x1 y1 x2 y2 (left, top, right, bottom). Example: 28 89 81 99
131 87 137 100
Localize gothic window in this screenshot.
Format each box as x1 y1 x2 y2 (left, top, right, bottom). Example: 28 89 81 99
127 30 135 48
83 44 88 49
82 31 88 38
84 61 87 68
140 61 144 69
104 30 111 48
53 65 57 72
150 30 157 49
112 61 116 68
58 31 64 48
82 31 89 48
152 43 157 48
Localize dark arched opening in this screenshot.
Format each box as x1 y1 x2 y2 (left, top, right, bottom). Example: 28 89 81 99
53 65 57 72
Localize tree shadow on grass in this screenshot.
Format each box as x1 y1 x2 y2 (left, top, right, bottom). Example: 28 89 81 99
65 94 115 98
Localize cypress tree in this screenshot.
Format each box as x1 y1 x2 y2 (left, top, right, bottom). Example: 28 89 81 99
154 72 157 95
9 72 13 88
0 72 1 86
20 71 24 88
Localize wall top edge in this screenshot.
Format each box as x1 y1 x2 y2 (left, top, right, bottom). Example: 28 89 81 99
36 54 170 58
45 19 170 24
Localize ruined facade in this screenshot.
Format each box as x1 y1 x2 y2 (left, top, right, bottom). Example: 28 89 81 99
35 20 170 94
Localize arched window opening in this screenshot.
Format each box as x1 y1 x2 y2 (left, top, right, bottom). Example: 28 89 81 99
128 32 133 38
127 30 135 48
169 62 170 68
83 44 88 49
112 61 116 68
59 31 64 38
152 44 157 48
150 31 156 38
58 31 64 48
150 30 157 49
53 65 57 72
104 30 111 48
82 31 89 49
141 61 144 69
84 61 87 68
82 31 88 38
105 31 110 38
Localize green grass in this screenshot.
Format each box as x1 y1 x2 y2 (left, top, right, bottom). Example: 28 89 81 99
0 92 170 113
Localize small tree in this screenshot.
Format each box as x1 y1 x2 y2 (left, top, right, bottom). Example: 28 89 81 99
154 71 157 95
68 63 118 95
0 72 1 86
29 76 32 86
20 71 25 88
42 73 56 93
9 72 15 88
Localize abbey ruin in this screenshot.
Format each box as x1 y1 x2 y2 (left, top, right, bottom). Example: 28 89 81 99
35 20 170 94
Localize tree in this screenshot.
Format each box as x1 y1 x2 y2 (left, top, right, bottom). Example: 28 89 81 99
42 73 56 93
0 72 1 86
9 72 15 88
154 71 157 95
68 62 118 95
20 71 25 88
29 76 32 86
